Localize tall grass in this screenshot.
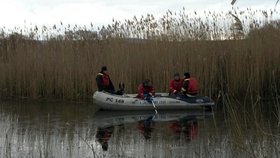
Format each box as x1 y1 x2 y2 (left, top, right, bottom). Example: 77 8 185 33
0 8 279 100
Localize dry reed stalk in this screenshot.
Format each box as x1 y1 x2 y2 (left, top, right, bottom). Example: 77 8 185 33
0 9 279 101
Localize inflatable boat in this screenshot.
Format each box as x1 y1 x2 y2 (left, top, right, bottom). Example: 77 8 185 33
93 91 214 111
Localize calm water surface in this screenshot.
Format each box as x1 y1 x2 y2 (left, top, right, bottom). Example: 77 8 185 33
0 101 279 158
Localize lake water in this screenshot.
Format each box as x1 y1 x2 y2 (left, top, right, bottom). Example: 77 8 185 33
0 101 279 158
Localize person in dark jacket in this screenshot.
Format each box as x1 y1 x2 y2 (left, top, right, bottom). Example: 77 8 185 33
96 66 115 93
169 73 184 96
136 79 155 99
181 72 198 96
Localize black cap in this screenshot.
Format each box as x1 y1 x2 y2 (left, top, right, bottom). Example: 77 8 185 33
174 73 180 77
101 66 107 72
184 72 190 78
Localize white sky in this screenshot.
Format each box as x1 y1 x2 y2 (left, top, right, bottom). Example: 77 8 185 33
0 0 278 29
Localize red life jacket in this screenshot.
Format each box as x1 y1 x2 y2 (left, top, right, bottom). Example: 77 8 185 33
98 73 110 86
169 79 183 94
137 84 155 99
185 77 198 94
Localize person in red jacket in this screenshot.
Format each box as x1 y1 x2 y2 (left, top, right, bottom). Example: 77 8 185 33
181 72 199 96
137 79 155 99
96 66 115 94
169 73 184 95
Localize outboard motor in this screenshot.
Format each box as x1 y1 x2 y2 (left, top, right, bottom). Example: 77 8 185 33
116 82 125 95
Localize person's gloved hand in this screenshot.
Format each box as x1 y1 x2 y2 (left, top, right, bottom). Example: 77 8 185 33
143 93 149 100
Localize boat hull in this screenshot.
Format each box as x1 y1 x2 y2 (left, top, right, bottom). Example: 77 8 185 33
93 91 214 110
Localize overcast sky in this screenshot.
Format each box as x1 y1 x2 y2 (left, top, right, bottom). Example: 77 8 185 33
0 0 278 29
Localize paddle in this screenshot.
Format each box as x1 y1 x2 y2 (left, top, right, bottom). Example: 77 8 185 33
150 98 158 115
144 93 158 115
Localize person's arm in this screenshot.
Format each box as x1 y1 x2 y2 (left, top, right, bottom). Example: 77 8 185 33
137 85 144 99
169 80 175 93
151 86 155 96
109 78 115 91
181 80 189 94
96 75 104 91
180 79 184 91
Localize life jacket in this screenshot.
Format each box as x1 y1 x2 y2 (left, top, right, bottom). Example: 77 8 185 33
184 77 198 94
137 84 155 99
143 86 154 94
98 73 110 87
169 79 183 93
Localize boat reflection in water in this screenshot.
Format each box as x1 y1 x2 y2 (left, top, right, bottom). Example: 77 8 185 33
168 115 198 142
93 110 213 152
137 115 155 140
96 126 114 151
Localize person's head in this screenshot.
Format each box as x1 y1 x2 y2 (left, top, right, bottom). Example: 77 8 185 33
142 79 152 88
184 72 190 79
101 66 108 74
174 73 180 81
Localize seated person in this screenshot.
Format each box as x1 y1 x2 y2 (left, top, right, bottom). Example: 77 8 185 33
181 72 198 96
169 73 183 95
136 79 155 99
96 66 115 94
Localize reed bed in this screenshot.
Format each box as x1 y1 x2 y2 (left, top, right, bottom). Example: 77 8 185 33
0 8 279 101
